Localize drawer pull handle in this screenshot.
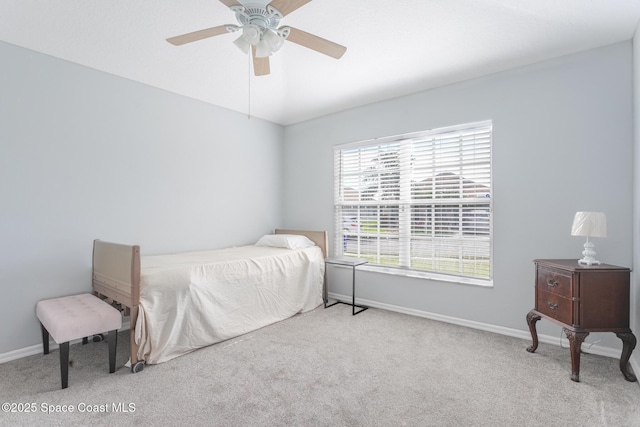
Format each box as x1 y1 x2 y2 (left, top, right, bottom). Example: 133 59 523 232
547 279 558 287
547 302 558 310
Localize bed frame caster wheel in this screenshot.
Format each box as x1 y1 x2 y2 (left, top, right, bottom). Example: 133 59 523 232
131 361 144 373
82 334 104 345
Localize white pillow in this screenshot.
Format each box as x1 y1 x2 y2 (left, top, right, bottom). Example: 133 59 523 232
255 234 316 250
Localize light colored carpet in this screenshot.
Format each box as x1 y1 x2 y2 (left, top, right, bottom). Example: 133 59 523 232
1 305 639 426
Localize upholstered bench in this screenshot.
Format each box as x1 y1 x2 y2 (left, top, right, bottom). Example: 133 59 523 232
36 293 122 389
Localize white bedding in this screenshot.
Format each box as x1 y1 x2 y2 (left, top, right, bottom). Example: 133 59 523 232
134 245 324 364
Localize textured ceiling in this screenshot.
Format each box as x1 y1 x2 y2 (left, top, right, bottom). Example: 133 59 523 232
1 1 639 125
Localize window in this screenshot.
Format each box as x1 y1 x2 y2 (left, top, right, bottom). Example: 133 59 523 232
334 121 492 283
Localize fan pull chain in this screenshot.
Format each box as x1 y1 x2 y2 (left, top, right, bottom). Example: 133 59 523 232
247 52 251 120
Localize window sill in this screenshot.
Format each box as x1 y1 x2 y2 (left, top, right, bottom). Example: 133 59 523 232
331 263 493 287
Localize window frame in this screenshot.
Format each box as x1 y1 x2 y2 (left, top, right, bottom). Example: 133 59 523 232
333 121 493 286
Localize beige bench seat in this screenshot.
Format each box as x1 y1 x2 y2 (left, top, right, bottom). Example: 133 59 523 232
36 293 122 389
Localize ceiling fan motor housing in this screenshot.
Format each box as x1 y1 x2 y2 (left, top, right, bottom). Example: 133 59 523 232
232 4 282 33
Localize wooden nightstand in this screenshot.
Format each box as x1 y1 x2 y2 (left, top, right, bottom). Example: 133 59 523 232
526 259 636 382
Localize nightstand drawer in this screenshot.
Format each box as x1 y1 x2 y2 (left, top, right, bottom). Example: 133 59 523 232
536 266 571 298
536 289 572 325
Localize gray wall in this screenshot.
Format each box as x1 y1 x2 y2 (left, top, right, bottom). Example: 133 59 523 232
283 42 634 351
0 41 284 354
0 39 636 360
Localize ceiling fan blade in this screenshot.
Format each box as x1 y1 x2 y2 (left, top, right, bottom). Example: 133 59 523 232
218 0 243 8
284 27 347 59
268 0 312 17
167 25 230 46
252 46 271 76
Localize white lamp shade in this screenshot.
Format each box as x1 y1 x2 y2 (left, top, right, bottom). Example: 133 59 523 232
233 35 251 54
571 212 607 238
263 29 284 52
255 39 272 58
241 25 261 45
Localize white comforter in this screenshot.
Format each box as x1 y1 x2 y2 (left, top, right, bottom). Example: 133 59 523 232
134 245 324 364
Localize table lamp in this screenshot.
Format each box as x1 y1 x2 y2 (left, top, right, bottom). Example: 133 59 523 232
571 211 607 265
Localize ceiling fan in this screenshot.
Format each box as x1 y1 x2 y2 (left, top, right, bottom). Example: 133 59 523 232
166 0 347 76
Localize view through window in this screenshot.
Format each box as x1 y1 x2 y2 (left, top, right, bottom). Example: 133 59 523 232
334 121 492 281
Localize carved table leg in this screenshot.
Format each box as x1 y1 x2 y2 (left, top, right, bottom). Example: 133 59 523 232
616 332 637 382
526 311 541 353
564 329 589 382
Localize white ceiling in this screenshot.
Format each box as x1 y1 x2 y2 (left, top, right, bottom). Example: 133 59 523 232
1 1 640 125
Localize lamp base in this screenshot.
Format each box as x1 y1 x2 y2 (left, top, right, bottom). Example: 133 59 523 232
578 257 601 266
578 239 600 265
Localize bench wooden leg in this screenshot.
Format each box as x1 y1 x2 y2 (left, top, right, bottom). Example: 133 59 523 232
40 322 49 355
107 330 117 374
59 342 69 389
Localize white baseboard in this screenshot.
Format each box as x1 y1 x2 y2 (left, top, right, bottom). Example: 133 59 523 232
0 321 130 365
328 292 640 368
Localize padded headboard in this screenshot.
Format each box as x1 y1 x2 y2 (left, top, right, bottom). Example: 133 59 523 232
275 229 328 258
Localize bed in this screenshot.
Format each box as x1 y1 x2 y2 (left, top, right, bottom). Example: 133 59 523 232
91 229 327 372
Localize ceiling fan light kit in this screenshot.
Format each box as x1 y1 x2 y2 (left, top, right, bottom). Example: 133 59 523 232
228 3 286 57
167 0 347 76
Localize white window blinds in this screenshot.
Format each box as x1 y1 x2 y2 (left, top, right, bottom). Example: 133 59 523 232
334 121 492 281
